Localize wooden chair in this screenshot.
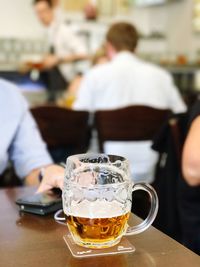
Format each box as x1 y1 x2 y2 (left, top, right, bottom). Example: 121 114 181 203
31 105 90 163
0 167 22 188
168 117 183 166
94 105 171 220
94 105 171 152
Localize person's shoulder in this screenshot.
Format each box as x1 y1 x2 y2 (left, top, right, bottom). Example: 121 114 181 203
0 79 27 108
0 78 22 97
85 62 112 80
139 59 172 80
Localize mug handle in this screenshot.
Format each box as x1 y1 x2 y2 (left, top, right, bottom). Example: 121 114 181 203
54 209 67 225
125 183 158 236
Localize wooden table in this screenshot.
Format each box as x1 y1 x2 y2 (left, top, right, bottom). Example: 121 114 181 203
0 187 200 267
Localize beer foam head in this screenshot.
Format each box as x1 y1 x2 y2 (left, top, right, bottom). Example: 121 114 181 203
67 199 130 218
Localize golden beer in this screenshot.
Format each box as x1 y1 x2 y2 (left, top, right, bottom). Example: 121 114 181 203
64 200 130 248
67 212 130 245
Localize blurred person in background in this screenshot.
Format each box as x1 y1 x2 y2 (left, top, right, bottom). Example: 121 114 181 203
50 0 65 20
33 0 88 101
73 22 187 184
0 78 64 191
57 45 108 108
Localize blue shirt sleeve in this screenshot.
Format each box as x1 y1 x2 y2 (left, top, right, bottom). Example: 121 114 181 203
6 89 53 178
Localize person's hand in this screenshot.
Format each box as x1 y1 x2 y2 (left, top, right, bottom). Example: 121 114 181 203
37 165 65 193
18 62 32 74
42 54 59 69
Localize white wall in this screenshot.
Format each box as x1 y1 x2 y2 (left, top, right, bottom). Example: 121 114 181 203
0 0 199 55
132 0 200 56
0 0 44 38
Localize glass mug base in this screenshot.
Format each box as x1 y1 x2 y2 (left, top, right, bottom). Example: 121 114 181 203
69 231 124 249
63 233 136 258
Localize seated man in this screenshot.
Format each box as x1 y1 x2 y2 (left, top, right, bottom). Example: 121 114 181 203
0 78 64 191
73 22 187 184
57 45 108 108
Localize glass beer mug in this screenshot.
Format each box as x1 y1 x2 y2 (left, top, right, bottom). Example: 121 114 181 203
62 154 158 249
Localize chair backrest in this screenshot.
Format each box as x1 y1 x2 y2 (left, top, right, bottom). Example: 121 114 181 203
168 113 188 166
31 105 90 153
94 105 171 152
168 118 182 165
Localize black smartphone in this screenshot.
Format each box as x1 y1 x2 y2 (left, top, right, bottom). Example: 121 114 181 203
16 191 62 216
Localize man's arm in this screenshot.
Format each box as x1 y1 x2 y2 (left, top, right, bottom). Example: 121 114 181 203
25 165 64 192
182 115 200 186
42 26 88 69
9 108 53 180
41 53 88 69
24 168 40 186
3 81 64 192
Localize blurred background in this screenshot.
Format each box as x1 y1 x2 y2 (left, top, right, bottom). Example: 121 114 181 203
0 0 200 106
2 1 200 255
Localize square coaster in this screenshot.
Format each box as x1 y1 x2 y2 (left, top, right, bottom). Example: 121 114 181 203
63 233 135 258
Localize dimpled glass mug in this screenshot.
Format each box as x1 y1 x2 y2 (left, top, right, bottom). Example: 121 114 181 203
61 154 158 249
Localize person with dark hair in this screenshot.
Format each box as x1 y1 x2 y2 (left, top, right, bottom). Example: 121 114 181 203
49 0 59 7
34 0 65 21
32 0 87 100
73 22 186 184
106 22 138 52
33 0 52 7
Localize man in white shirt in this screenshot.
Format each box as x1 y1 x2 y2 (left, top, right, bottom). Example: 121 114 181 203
73 22 187 183
50 0 66 22
33 0 87 100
